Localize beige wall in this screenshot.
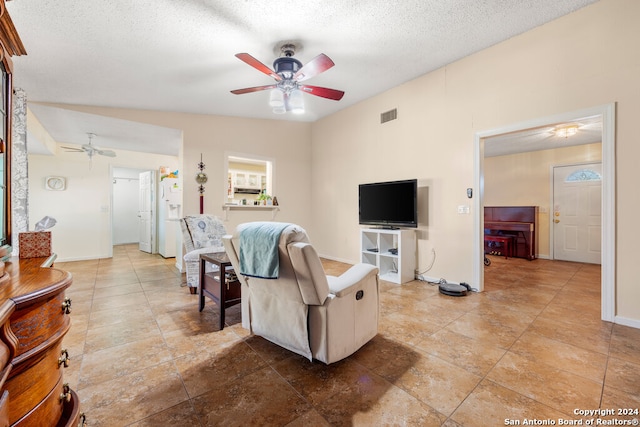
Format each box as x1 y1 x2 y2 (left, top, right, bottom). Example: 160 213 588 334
29 106 314 249
25 0 640 324
484 143 602 258
310 0 640 324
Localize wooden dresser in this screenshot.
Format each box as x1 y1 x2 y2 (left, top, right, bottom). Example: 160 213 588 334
0 256 82 426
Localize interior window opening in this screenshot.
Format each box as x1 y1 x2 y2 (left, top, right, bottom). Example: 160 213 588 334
225 155 274 205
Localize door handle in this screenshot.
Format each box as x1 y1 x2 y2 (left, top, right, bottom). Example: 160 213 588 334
554 219 560 223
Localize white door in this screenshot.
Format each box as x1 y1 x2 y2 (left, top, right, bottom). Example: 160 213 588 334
552 163 601 264
138 171 155 253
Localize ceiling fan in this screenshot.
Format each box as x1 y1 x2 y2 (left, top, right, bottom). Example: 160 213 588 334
62 133 116 159
230 43 344 114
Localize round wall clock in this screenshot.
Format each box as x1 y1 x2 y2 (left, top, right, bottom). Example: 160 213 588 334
45 176 66 191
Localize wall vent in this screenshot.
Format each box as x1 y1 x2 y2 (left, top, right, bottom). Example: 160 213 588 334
380 108 397 124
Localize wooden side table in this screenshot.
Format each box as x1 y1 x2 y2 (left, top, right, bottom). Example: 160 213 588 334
199 252 241 330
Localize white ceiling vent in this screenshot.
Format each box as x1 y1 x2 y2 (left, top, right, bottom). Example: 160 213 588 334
381 108 397 124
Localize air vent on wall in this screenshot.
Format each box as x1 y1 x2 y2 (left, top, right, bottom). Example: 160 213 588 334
380 108 397 124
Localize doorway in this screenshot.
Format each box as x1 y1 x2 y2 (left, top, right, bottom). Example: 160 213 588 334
111 167 156 253
473 104 615 322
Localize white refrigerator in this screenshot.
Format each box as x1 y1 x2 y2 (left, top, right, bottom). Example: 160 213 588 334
157 178 181 258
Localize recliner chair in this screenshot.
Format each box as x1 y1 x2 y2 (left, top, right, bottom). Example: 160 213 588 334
223 222 379 364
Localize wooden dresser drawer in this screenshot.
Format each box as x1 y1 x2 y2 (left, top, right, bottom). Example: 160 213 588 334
10 292 71 359
5 339 66 424
12 376 67 427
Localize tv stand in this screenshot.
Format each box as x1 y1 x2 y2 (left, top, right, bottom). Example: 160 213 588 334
360 228 416 284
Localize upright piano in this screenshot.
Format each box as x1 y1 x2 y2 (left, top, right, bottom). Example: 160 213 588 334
484 206 538 260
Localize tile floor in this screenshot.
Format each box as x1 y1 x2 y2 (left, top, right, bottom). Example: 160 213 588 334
57 245 640 426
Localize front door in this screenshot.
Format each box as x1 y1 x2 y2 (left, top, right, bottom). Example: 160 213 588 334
138 171 155 253
552 163 602 264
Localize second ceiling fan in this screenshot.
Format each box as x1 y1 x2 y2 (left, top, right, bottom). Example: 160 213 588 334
231 43 344 114
62 133 116 168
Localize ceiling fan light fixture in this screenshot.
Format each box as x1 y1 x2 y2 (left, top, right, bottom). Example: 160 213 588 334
289 89 305 114
555 124 578 138
269 88 284 108
231 48 343 114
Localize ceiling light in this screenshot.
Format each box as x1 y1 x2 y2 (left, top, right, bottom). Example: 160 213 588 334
289 89 305 114
555 125 578 138
268 89 284 108
272 106 286 114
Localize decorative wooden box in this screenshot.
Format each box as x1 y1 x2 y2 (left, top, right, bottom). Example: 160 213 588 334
18 231 52 258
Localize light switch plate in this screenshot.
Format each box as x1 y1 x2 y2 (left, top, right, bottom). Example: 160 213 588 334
458 205 470 214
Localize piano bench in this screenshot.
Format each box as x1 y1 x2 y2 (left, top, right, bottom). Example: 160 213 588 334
484 235 514 259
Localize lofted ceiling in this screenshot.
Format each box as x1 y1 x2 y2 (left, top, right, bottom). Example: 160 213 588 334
6 0 599 156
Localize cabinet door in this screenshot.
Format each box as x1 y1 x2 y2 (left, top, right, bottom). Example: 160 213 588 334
234 173 246 186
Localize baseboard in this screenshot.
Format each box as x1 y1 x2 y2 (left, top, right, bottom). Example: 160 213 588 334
614 315 640 329
53 255 104 263
415 274 441 284
318 253 357 265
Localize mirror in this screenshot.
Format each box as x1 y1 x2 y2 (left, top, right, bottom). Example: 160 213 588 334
0 57 11 259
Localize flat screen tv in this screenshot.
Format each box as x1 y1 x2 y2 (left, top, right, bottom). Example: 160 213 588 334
359 179 418 228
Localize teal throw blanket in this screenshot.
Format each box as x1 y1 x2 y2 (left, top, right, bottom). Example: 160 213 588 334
239 222 291 279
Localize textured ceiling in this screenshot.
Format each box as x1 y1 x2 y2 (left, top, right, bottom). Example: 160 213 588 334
7 0 599 155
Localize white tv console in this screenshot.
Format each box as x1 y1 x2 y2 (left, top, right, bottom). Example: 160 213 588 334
360 228 416 284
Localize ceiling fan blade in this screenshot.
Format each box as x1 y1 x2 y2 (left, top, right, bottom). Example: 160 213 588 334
294 54 335 82
61 146 84 152
230 84 277 95
235 53 282 81
299 85 345 101
97 149 116 157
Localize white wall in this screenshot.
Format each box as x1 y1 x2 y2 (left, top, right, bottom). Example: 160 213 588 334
28 145 179 261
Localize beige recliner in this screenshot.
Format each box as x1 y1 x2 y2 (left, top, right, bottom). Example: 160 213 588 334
223 222 379 364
